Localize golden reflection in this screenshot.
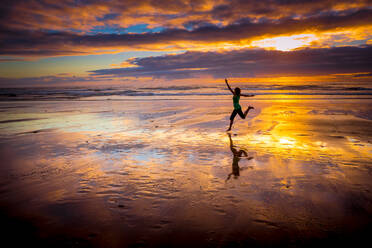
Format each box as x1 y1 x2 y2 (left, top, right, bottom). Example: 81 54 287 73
234 103 372 164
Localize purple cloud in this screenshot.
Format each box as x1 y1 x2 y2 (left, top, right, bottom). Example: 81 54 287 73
89 46 372 79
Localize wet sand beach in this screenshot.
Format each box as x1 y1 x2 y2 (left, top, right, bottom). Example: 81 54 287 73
0 97 372 247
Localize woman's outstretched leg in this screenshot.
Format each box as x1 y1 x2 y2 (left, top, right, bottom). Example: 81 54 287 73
244 106 254 118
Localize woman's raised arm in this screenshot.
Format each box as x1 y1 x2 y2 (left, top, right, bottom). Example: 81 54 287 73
225 78 235 95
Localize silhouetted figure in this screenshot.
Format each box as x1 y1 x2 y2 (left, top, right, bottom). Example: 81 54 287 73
225 78 254 131
226 133 253 181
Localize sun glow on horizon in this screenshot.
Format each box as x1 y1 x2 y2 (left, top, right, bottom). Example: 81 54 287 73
251 34 318 51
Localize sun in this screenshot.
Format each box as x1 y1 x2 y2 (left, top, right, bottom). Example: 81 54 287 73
251 34 317 51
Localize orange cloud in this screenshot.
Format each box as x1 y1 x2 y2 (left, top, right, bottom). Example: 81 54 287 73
111 58 140 68
1 7 371 58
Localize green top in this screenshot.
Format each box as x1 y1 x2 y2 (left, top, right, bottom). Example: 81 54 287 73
233 95 241 110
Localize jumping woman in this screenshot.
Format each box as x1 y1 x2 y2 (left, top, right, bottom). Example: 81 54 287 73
225 78 255 131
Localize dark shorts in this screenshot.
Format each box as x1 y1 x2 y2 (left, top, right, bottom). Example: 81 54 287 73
230 108 245 121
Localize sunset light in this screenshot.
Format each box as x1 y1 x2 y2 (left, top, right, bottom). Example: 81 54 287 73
1 1 372 247
251 34 318 51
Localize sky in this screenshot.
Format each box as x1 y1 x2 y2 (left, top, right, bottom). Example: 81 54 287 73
0 0 371 87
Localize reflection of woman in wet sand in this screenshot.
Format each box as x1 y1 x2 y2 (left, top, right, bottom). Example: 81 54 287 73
225 78 255 131
226 133 253 181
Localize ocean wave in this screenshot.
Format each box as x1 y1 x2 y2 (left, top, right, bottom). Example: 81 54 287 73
138 86 216 91
239 85 372 91
1 85 372 100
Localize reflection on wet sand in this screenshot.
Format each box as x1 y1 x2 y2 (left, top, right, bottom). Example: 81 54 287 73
226 133 254 181
0 98 371 247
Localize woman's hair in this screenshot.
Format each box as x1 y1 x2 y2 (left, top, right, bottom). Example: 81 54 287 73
234 87 241 95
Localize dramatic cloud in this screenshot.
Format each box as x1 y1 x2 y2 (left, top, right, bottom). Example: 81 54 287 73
1 0 371 32
0 1 371 57
1 8 371 57
90 46 372 79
